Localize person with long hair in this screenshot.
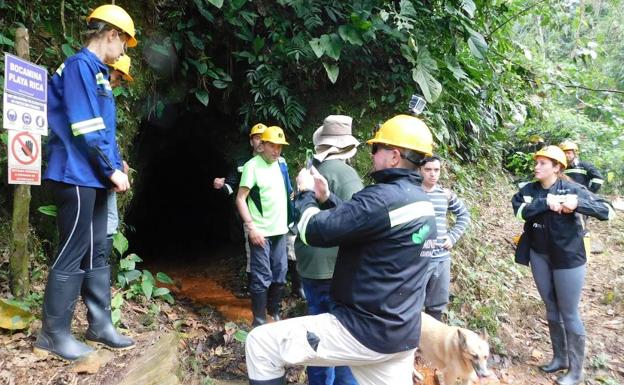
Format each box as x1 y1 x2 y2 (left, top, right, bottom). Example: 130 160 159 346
512 145 614 385
35 4 138 361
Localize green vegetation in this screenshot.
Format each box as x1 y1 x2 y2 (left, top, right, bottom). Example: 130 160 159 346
111 232 175 326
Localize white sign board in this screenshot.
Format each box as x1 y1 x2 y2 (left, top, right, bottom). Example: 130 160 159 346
3 52 48 135
8 130 41 185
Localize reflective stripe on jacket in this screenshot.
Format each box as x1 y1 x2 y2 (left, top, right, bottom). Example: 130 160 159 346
511 178 614 269
564 159 604 193
295 168 437 354
44 48 121 188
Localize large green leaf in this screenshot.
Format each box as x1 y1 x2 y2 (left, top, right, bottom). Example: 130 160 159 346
207 0 224 8
461 0 476 18
195 89 210 106
212 80 229 89
119 258 136 271
468 32 488 60
61 43 75 58
186 31 205 50
445 55 468 80
123 269 142 284
322 63 339 84
309 38 324 58
234 329 248 343
322 34 342 60
231 0 248 10
111 292 124 309
0 299 34 330
111 308 121 326
142 280 154 300
193 0 214 21
153 287 171 297
412 48 442 103
399 0 417 18
37 205 57 217
188 58 208 75
156 272 175 284
309 34 343 60
113 232 129 256
338 25 363 46
0 34 15 47
126 253 143 263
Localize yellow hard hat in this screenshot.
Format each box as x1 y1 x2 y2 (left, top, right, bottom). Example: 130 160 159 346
366 115 433 156
559 140 578 152
261 126 289 145
110 54 133 81
249 123 267 137
87 4 138 48
533 145 567 168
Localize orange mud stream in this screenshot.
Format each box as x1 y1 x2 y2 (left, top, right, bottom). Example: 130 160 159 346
169 275 252 324
147 249 253 324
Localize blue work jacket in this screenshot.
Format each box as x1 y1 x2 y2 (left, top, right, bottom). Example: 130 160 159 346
44 48 122 188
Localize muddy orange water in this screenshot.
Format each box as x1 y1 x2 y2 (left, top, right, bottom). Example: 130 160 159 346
169 275 252 323
147 249 253 324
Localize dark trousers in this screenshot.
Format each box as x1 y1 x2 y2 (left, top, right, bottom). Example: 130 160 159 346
302 278 359 385
249 234 287 293
48 181 108 272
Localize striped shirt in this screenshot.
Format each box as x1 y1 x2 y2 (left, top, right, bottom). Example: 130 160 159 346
424 185 470 260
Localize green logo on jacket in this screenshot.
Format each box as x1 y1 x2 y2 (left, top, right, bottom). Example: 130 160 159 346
411 224 430 245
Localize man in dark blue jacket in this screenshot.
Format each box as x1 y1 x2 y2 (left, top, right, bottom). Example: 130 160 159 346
245 115 438 385
559 140 604 193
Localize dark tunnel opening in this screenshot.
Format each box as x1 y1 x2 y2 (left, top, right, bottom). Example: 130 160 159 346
125 102 248 264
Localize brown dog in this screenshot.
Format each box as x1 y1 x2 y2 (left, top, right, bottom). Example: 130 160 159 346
418 313 491 385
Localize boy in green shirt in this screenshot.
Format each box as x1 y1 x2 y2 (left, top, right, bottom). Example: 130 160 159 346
236 126 291 326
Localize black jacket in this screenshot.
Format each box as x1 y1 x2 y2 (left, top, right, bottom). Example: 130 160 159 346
511 178 613 269
564 159 604 193
295 168 437 354
219 156 251 196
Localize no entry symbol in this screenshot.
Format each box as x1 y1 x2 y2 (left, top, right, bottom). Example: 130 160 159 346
11 131 39 165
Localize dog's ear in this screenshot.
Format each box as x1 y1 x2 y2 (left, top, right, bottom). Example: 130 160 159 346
479 329 489 342
457 329 467 348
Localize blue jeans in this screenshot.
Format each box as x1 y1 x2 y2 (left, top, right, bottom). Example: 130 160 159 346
302 278 359 385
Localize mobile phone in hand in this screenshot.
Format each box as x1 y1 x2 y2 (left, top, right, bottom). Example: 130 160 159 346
305 149 314 169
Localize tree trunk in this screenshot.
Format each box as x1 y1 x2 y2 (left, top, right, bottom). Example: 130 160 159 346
9 27 32 299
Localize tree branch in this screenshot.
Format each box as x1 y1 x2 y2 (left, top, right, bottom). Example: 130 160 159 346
487 0 551 39
60 0 66 36
546 83 624 95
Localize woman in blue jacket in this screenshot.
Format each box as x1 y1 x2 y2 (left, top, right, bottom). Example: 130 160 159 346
35 4 137 361
512 145 614 385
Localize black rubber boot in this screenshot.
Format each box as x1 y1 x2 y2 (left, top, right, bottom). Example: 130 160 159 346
249 376 286 385
540 321 569 373
82 265 135 349
556 332 585 385
34 269 94 361
267 283 285 322
425 309 443 321
288 260 306 299
251 291 268 327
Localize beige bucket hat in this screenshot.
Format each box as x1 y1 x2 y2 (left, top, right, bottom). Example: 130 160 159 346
313 115 359 161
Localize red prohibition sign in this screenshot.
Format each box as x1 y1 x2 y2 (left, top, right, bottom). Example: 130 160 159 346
11 131 39 166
